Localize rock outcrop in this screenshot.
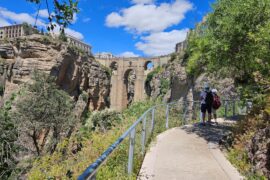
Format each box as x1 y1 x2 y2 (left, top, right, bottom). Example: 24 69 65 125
247 127 270 178
0 34 110 111
146 53 238 121
147 54 237 103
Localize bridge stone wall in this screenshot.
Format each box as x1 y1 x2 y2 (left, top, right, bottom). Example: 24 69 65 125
96 56 170 111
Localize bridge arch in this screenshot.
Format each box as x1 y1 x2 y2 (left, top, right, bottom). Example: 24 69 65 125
95 56 171 111
144 61 154 70
123 69 136 107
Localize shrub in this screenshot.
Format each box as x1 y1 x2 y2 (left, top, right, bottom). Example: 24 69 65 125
12 71 75 155
0 93 18 179
145 66 163 83
85 109 122 132
160 78 170 95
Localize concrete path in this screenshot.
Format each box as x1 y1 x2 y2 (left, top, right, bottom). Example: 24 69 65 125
138 118 243 180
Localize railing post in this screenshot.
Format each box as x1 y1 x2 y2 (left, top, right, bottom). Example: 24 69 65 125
141 116 146 154
233 101 236 116
151 108 155 133
128 128 136 175
183 101 188 125
89 173 96 180
225 100 228 118
166 104 169 129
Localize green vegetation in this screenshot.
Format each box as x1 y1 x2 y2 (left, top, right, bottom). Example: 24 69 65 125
28 100 155 179
187 0 270 84
27 99 185 179
0 93 18 179
22 23 39 35
85 109 122 132
27 0 79 32
185 0 270 178
68 45 87 56
160 78 170 95
12 71 75 155
42 35 53 45
58 32 68 42
145 66 163 83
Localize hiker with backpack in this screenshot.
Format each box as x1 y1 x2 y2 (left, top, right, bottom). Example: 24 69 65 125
200 84 213 125
211 89 221 124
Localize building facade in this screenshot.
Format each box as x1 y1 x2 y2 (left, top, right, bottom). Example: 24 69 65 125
0 24 25 39
95 52 115 59
66 35 92 55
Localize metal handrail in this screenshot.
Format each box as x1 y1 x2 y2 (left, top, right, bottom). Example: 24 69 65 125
78 99 250 180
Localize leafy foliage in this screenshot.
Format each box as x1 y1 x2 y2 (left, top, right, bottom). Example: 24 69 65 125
85 110 122 132
22 23 39 35
28 100 156 179
27 0 79 32
12 71 75 155
0 93 18 179
187 0 270 83
145 66 163 83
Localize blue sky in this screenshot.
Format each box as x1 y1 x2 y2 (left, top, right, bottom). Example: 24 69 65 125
0 0 215 57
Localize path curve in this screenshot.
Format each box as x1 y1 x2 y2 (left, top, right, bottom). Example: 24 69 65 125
138 118 243 180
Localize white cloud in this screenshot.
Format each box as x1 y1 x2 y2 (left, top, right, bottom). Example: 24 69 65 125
82 17 91 23
0 7 83 40
38 9 49 18
0 17 10 26
106 0 193 33
38 9 77 23
118 51 139 57
136 29 188 56
0 7 45 27
50 24 84 40
72 13 77 23
132 0 154 4
65 28 84 40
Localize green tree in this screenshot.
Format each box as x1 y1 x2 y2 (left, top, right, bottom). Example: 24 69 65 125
12 71 75 155
27 0 79 32
187 0 270 83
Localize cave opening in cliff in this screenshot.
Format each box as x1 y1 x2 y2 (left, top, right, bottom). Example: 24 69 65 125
124 69 136 107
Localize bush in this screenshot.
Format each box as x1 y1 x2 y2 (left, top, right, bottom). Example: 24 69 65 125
85 109 122 132
0 93 18 179
12 71 75 155
145 66 163 83
160 78 170 95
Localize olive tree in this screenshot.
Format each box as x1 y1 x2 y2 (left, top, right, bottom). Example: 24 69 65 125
12 72 75 155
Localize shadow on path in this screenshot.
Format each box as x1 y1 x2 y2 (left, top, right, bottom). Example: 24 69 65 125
181 118 236 145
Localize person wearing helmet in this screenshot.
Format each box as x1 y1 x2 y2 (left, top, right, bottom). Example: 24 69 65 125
211 89 221 124
200 83 213 125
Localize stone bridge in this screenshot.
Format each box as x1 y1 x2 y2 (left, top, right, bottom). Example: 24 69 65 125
96 56 170 111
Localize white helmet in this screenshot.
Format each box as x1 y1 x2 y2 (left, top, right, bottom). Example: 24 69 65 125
212 89 218 93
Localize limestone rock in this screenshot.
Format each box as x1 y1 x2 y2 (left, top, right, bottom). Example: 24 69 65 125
247 127 270 178
0 34 110 111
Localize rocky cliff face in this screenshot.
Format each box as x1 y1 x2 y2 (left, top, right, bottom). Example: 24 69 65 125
146 53 237 121
147 53 237 103
0 34 110 111
247 127 270 178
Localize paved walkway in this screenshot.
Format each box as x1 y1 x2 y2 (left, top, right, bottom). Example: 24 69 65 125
138 118 243 180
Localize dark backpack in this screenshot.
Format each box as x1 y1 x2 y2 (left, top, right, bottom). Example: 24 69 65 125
205 91 213 106
212 94 221 109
